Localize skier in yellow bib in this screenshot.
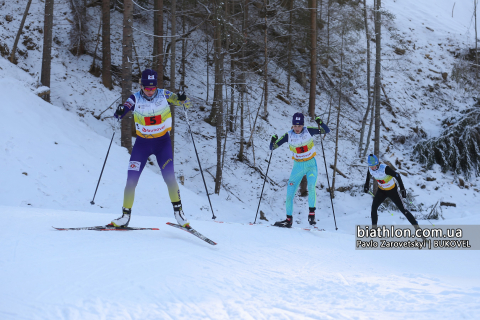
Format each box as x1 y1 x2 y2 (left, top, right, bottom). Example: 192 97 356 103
270 113 330 228
364 154 420 228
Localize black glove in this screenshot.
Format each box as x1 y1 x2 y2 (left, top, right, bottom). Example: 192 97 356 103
115 104 125 118
271 134 278 144
400 189 407 198
315 116 323 125
363 184 369 193
177 92 187 101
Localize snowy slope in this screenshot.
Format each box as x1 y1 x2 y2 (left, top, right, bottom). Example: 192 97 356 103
1 205 480 320
0 59 219 221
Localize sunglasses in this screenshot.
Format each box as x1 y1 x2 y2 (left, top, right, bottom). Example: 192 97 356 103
143 86 157 92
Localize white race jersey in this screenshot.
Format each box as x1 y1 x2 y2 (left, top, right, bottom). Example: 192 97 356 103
369 164 396 190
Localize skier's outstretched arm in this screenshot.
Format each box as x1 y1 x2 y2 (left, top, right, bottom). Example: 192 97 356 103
307 117 330 135
165 90 191 108
269 133 288 150
115 95 136 120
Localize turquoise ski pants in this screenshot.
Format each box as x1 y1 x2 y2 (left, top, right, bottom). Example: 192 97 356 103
286 157 318 216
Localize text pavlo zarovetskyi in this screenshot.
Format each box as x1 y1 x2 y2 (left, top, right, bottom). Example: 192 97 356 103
355 225 480 250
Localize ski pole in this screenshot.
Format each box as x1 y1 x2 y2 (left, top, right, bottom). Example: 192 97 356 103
90 130 116 205
95 96 121 119
318 124 338 230
254 149 273 224
183 106 216 219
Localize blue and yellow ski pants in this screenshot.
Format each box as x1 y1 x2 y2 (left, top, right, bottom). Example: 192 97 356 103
286 158 318 216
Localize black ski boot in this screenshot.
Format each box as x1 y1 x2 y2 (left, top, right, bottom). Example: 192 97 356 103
273 215 293 228
308 207 316 225
308 214 316 225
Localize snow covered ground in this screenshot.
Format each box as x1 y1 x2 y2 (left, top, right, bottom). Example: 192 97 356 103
1 0 480 318
1 206 479 319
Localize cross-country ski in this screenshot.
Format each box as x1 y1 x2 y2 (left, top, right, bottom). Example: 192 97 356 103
166 222 217 245
53 226 160 231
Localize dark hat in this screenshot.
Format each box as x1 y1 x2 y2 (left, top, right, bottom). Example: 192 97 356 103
292 112 304 125
141 69 158 87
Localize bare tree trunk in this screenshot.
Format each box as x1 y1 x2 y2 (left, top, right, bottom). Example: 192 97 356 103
205 23 210 104
101 0 112 89
69 0 86 55
287 0 293 98
228 0 235 133
213 0 224 194
327 0 331 63
308 0 317 118
81 0 86 54
181 0 186 90
358 0 371 156
10 0 33 64
263 0 269 118
475 0 478 81
154 0 164 88
89 20 102 74
131 37 142 78
363 84 376 157
121 0 133 152
153 1 158 69
238 0 249 161
326 94 333 125
41 0 54 103
373 0 382 194
170 0 177 156
331 26 345 200
229 66 235 132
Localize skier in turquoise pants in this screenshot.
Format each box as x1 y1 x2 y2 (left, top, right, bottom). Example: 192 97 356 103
270 112 330 228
